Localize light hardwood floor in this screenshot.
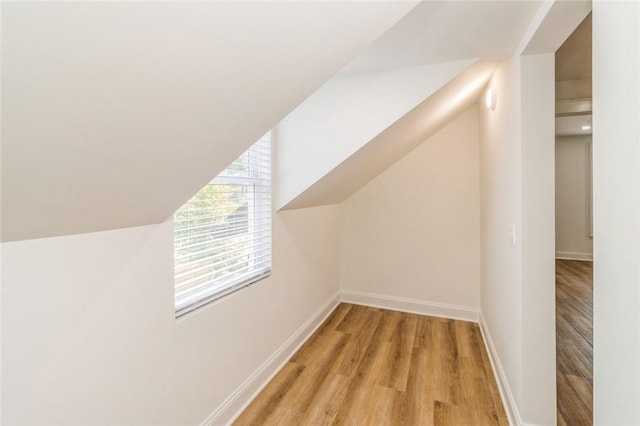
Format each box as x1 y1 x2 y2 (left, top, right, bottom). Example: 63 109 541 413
234 303 508 425
556 259 593 425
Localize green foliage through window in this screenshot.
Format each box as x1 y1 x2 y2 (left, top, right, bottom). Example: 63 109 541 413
174 133 271 315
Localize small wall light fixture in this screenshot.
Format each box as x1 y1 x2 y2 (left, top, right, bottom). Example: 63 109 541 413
486 85 497 111
582 125 592 131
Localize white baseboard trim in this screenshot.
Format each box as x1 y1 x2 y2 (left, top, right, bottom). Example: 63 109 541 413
556 251 593 261
478 312 522 426
340 289 479 322
201 292 341 426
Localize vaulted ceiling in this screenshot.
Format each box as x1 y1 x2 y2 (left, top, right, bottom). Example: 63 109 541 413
341 0 541 74
556 12 592 81
555 12 592 101
1 1 417 241
276 1 543 210
3 1 550 242
280 61 497 210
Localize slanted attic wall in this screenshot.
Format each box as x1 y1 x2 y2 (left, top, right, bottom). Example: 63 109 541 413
0 1 417 242
276 60 475 210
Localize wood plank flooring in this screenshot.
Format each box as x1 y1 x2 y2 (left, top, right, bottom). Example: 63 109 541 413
556 259 593 426
234 304 508 425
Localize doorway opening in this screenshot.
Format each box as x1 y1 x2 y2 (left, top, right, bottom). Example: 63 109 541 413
554 12 593 425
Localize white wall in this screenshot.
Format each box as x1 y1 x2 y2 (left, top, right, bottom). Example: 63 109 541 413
556 79 591 100
1 3 3 417
592 1 640 423
478 58 524 421
340 106 481 315
556 135 593 259
1 204 340 425
276 60 473 210
520 53 556 425
479 52 558 426
477 2 594 422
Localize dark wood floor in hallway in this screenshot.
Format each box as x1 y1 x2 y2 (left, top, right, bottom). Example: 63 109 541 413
556 259 593 425
234 303 508 426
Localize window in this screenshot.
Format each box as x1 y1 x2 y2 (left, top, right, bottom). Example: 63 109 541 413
174 133 271 316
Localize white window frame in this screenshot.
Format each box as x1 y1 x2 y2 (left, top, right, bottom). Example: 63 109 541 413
174 133 272 316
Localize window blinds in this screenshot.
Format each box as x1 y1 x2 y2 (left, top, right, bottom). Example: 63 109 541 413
174 133 272 316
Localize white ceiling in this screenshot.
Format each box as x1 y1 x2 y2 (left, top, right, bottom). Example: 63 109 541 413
1 1 417 241
556 12 592 81
278 0 543 210
341 0 542 74
282 61 497 210
276 59 475 210
522 0 590 55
